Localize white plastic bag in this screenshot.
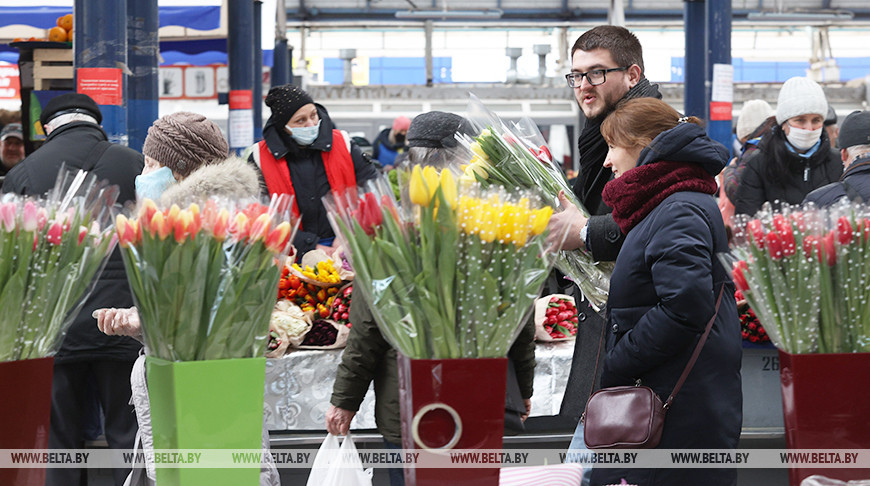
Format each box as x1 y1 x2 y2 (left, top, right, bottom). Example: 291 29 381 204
306 434 341 486
307 434 373 486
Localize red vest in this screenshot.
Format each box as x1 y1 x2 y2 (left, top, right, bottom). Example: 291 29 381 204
257 129 357 222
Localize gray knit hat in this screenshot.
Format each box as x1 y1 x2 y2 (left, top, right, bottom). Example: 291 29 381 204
265 85 314 127
142 112 229 178
775 77 828 125
407 111 476 149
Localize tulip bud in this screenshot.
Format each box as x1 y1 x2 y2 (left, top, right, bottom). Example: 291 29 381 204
836 216 853 246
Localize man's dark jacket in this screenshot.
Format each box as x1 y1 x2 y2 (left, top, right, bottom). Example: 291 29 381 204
804 155 870 207
2 121 144 362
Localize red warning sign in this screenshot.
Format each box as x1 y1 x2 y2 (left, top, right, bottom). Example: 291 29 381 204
77 68 123 105
229 90 253 110
709 101 733 121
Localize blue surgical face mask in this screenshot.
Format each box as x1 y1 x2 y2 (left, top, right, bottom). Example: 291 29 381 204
288 120 321 146
135 166 176 201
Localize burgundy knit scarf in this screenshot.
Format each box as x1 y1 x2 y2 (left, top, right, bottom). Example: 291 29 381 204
601 161 718 234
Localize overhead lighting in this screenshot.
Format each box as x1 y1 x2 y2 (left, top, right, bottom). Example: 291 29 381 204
395 8 504 20
746 11 854 22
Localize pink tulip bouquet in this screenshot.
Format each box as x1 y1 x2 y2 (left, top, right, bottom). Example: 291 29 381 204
0 170 117 362
116 195 298 361
728 201 870 354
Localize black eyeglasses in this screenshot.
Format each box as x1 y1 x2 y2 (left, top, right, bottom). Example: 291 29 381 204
565 67 629 88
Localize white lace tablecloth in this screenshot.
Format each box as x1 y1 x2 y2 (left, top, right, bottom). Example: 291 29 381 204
263 341 575 431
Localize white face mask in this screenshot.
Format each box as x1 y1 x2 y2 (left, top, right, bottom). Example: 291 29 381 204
287 120 321 146
785 125 822 151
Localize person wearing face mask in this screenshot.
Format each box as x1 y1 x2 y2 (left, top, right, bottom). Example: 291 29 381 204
371 115 411 169
733 77 842 216
248 84 379 256
1 92 144 486
95 111 278 486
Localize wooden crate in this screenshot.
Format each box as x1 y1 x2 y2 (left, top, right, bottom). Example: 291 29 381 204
32 48 73 90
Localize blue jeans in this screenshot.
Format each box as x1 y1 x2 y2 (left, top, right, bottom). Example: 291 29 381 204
383 439 405 486
565 422 593 486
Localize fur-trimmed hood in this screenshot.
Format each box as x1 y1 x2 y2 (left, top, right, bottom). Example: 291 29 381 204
160 156 260 205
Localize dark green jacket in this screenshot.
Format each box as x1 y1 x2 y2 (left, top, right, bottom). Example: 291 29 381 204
330 294 536 444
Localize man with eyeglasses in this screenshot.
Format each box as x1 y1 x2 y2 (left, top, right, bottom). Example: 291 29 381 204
546 24 662 457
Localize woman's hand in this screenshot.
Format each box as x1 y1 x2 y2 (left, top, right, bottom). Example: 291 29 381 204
325 405 355 436
546 191 588 251
94 307 142 339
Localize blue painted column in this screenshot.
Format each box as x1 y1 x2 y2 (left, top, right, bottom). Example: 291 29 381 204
272 0 290 88
126 0 159 152
227 0 255 153
706 0 733 150
74 0 127 144
683 0 706 119
253 0 264 141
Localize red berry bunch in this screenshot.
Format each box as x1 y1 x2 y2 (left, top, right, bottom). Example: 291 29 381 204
543 296 578 339
330 285 353 328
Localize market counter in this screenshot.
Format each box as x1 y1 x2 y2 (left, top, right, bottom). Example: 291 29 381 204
264 341 784 437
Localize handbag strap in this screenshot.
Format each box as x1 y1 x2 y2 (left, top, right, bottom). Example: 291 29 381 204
663 284 725 410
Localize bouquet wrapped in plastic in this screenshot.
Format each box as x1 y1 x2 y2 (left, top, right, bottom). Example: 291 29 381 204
726 201 870 354
0 169 117 362
325 166 568 359
455 94 611 309
116 195 299 361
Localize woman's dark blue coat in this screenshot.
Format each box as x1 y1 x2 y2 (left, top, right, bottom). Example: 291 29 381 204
590 124 743 486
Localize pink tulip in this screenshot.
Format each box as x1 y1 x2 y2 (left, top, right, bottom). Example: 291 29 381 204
0 202 15 232
78 226 88 245
22 201 38 232
46 221 64 245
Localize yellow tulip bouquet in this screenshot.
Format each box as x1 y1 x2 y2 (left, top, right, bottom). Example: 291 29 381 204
324 168 566 359
456 95 611 309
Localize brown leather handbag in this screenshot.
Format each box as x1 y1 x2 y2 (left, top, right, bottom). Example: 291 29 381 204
582 286 725 449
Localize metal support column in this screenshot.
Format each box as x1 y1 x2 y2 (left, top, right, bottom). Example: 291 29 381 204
126 0 158 152
683 0 706 119
254 0 264 140
424 20 433 87
706 0 733 150
272 0 290 87
227 0 255 152
74 0 127 144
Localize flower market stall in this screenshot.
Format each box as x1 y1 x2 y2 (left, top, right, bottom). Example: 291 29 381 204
0 169 118 486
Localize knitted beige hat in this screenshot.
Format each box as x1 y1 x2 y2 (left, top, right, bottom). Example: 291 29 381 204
736 100 774 140
142 112 229 178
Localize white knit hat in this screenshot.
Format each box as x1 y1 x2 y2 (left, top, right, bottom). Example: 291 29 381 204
775 77 828 125
736 100 774 140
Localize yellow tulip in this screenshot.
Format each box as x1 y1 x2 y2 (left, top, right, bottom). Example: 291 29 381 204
478 198 499 243
497 203 520 245
530 206 553 236
439 169 457 209
422 166 439 200
409 165 429 206
470 142 490 161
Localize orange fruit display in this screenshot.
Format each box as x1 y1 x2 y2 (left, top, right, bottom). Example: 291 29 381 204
48 26 67 42
57 14 73 31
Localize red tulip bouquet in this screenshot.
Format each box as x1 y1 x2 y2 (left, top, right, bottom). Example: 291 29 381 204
116 195 299 361
728 201 870 353
0 169 117 362
455 94 611 309
324 171 567 359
